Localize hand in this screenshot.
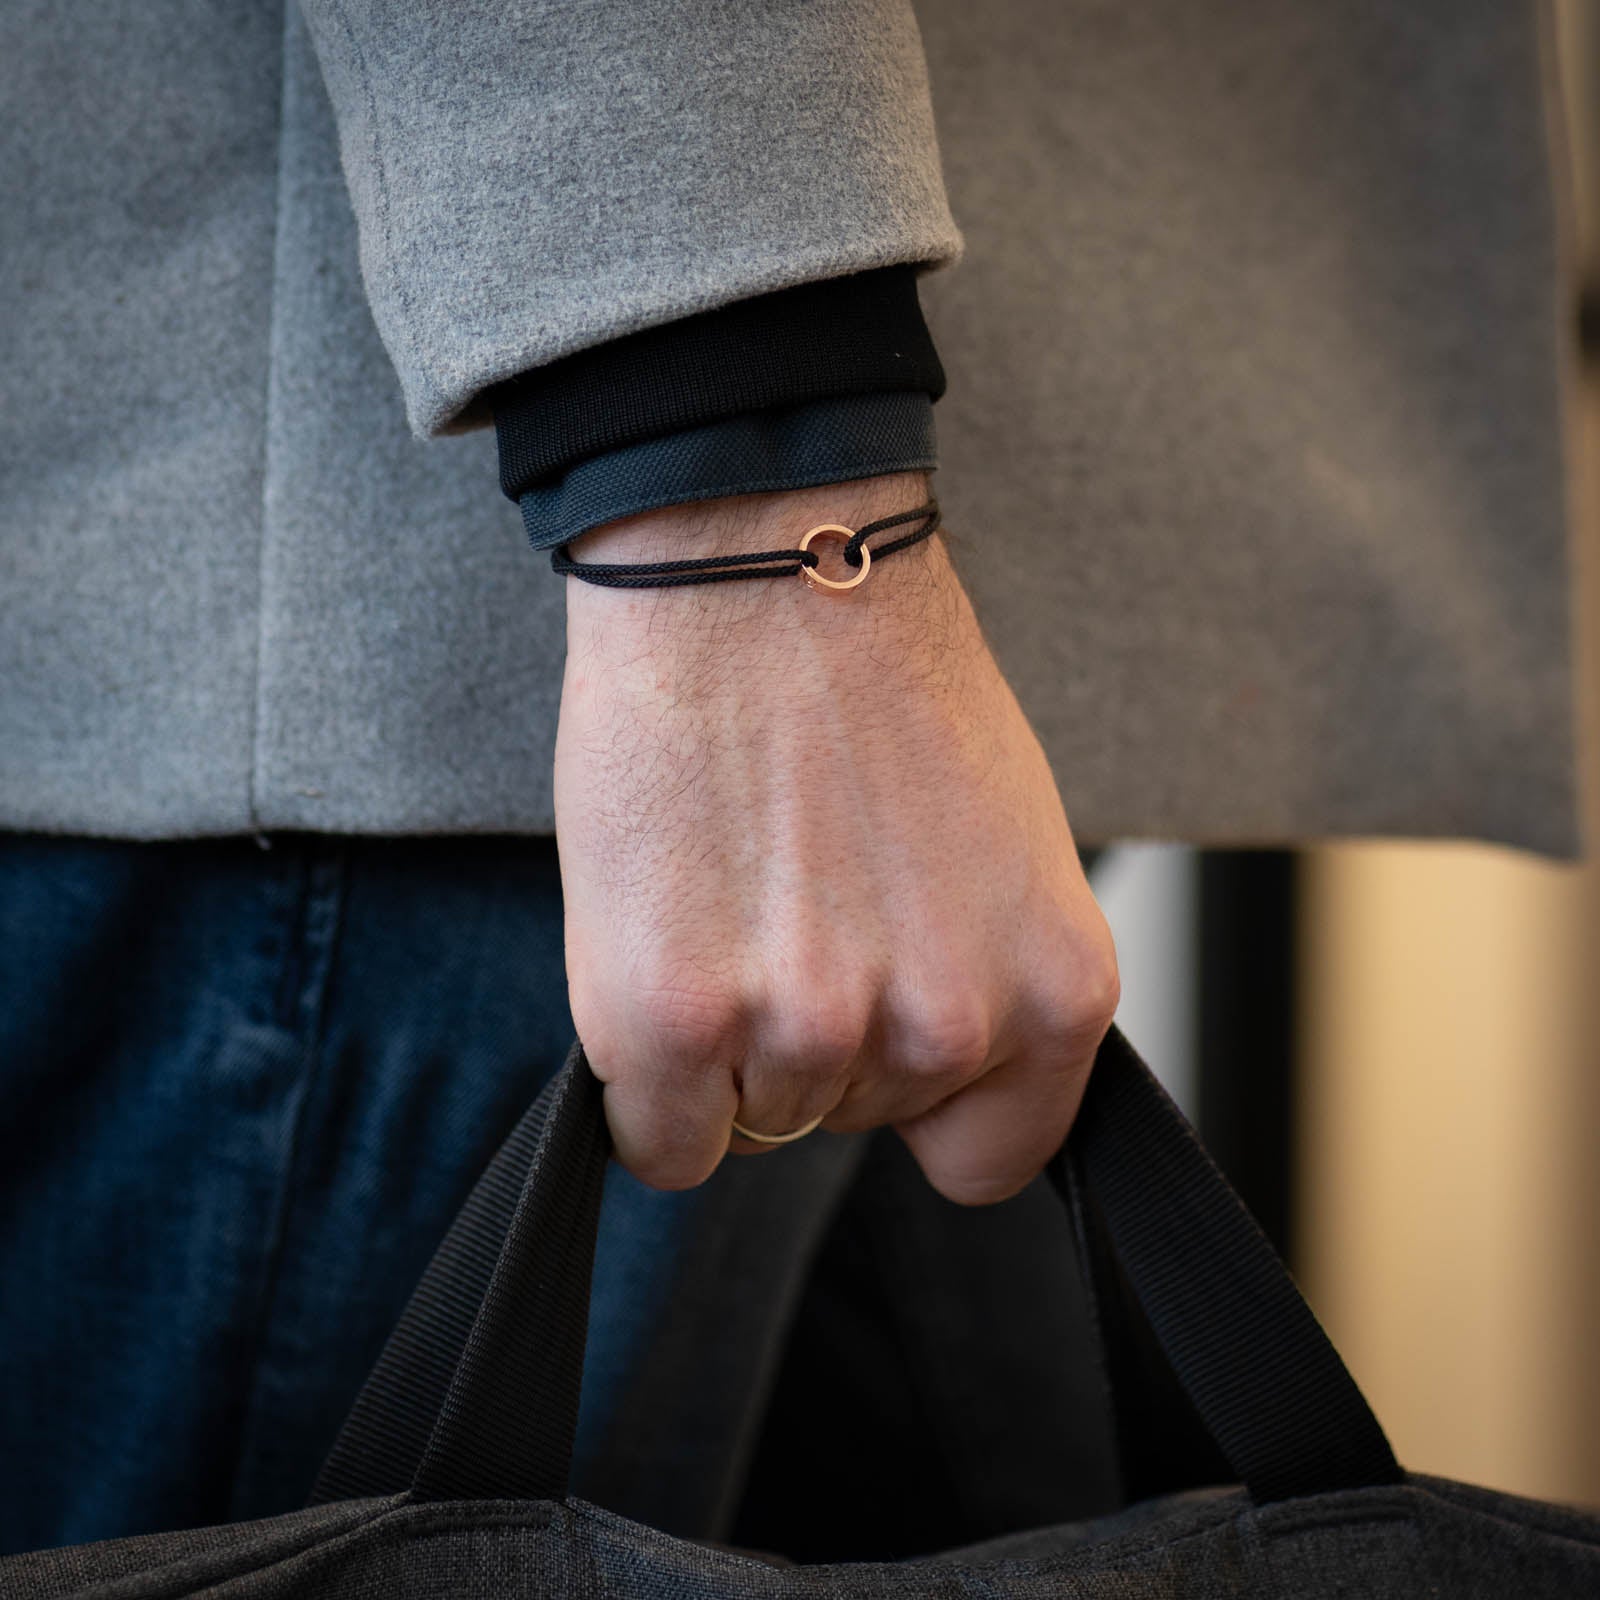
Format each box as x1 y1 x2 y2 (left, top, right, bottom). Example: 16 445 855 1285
553 470 1119 1204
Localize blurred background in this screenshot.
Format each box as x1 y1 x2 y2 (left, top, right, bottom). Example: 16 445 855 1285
1098 0 1600 1510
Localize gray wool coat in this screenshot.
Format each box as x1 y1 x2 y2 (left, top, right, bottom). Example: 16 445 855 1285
0 0 1583 857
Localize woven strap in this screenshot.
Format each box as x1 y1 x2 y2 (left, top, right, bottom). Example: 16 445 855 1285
312 1041 609 1504
1050 1026 1400 1503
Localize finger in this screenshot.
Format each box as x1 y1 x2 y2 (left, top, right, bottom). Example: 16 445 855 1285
578 981 749 1190
894 985 1114 1206
599 1067 738 1188
728 984 868 1152
893 891 1120 1202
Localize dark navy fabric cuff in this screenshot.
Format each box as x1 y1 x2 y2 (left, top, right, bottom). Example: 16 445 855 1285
490 265 944 503
518 390 937 552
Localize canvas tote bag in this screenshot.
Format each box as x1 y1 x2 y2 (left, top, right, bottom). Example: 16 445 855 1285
5 1023 1598 1597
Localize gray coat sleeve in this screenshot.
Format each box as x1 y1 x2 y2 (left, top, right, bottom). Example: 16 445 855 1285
296 0 966 438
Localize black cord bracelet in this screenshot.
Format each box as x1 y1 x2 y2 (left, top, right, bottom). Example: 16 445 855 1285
549 498 942 590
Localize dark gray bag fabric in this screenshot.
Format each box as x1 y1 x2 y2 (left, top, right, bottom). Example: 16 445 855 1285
5 1026 1599 1597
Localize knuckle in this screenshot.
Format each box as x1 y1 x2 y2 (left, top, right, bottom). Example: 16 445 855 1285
633 973 750 1063
901 994 991 1081
1070 939 1122 1032
764 976 873 1077
1039 924 1121 1040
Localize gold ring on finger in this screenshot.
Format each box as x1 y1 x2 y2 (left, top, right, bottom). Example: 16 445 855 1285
729 1111 827 1146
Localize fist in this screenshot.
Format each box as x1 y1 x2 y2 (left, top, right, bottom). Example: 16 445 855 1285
552 473 1119 1205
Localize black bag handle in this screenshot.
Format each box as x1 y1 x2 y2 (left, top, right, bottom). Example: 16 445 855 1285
1050 1025 1400 1503
313 1040 610 1504
313 1023 1400 1508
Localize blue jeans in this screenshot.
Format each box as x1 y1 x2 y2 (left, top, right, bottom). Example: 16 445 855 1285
0 833 867 1556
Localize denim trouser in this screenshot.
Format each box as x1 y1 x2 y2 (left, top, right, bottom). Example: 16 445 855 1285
0 832 870 1557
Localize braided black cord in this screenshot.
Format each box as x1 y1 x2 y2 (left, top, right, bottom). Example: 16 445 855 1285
549 499 941 588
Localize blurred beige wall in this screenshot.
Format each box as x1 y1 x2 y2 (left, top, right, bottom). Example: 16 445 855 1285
1295 3 1600 1507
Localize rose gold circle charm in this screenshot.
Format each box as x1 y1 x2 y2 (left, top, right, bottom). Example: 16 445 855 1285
798 524 871 592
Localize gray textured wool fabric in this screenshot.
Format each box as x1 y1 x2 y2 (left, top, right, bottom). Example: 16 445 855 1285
295 0 963 438
921 0 1583 859
0 1 1583 854
5 1477 1600 1596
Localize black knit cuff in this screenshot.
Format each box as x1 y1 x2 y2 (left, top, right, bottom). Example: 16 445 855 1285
517 391 937 552
488 264 945 502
